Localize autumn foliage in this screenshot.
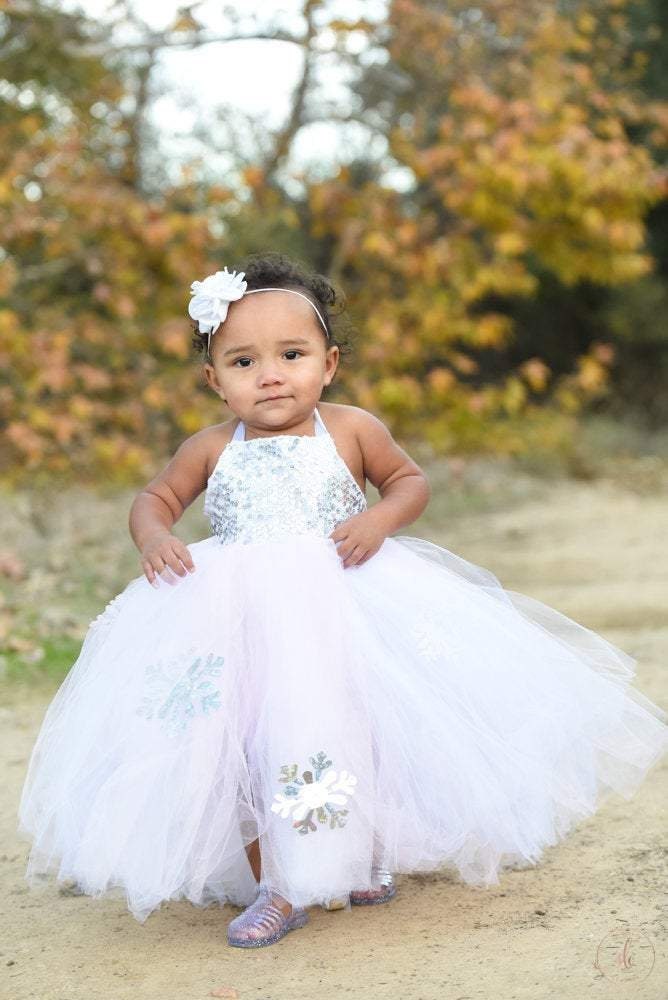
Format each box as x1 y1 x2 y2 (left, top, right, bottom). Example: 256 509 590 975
1 0 666 485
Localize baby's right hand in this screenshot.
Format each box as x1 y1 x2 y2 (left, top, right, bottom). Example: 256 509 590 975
141 530 196 588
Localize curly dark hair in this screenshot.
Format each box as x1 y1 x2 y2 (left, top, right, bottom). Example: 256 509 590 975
190 251 355 380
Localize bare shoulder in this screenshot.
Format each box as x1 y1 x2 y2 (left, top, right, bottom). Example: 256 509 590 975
317 401 365 432
136 421 238 521
197 418 241 477
322 403 427 493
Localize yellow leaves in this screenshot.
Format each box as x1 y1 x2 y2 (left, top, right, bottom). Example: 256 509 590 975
473 313 514 349
466 189 511 228
581 207 607 236
576 13 596 35
0 308 20 344
575 355 607 395
428 368 456 395
450 352 478 375
68 395 95 420
178 409 203 434
520 358 550 393
27 406 52 431
494 232 528 256
142 384 168 409
461 261 537 303
606 220 645 251
361 231 396 258
608 251 653 282
376 376 422 414
501 376 528 416
553 385 583 414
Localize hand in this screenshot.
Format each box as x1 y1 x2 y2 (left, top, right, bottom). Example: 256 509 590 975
141 529 196 588
329 510 387 569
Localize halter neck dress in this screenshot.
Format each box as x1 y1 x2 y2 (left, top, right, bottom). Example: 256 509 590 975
17 405 668 923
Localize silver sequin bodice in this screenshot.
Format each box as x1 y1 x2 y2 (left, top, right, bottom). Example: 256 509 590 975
204 407 367 545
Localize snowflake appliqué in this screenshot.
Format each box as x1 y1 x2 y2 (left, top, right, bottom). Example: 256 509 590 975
411 613 457 662
270 750 357 835
135 650 225 738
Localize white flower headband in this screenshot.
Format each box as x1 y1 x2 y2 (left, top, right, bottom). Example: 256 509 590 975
188 267 330 357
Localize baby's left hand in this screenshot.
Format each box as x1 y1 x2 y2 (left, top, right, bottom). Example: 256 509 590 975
329 510 387 568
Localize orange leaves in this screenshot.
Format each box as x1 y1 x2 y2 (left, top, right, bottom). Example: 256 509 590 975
5 422 44 462
72 364 112 392
141 384 168 409
450 352 478 376
427 368 456 395
520 358 551 394
157 319 190 359
242 166 265 191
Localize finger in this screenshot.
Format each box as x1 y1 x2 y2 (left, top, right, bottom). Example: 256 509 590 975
159 546 189 579
142 560 159 587
154 557 178 585
175 545 196 573
166 555 188 578
159 565 179 585
342 545 364 568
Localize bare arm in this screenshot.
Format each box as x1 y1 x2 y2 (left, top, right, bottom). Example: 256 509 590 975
129 430 212 584
357 410 431 534
329 409 431 568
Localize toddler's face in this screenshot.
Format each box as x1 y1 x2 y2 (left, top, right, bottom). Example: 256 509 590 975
202 291 339 430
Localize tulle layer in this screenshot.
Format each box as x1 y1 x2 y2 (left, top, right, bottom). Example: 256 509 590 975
17 532 668 923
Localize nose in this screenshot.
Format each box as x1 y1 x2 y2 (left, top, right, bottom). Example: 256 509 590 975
256 366 285 388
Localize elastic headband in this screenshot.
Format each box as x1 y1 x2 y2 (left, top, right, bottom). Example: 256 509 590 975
187 268 330 359
211 288 329 356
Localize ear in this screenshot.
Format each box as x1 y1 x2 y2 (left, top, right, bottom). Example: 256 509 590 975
203 363 224 399
324 345 339 383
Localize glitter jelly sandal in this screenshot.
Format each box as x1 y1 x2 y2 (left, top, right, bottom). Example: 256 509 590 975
227 884 309 948
349 867 396 906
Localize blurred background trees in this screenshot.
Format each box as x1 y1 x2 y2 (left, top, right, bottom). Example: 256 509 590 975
1 0 667 485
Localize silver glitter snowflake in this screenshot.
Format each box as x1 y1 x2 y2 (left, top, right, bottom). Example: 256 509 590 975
136 650 225 738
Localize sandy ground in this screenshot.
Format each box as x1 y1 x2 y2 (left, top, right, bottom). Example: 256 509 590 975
2 473 667 1000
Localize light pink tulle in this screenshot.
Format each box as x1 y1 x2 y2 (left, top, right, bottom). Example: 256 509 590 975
17 532 668 923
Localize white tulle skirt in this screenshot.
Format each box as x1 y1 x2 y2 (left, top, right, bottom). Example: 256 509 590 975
17 532 668 923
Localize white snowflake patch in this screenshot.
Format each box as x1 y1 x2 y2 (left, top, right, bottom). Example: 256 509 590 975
271 751 357 834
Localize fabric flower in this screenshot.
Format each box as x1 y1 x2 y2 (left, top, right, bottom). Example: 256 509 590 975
188 267 248 334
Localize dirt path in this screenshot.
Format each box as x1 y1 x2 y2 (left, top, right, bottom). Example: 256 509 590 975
2 474 667 1000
